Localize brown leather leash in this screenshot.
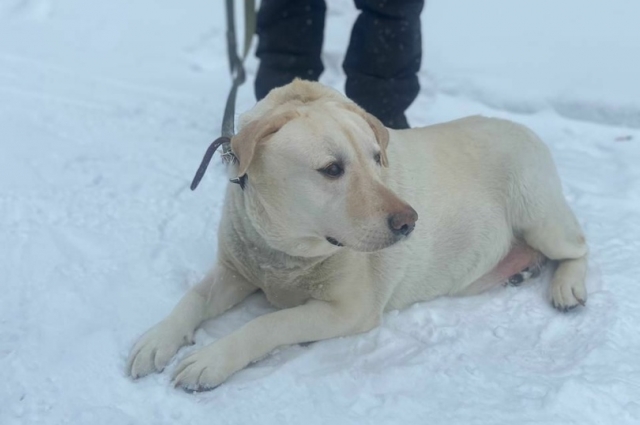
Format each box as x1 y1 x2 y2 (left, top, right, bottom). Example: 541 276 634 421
190 0 256 191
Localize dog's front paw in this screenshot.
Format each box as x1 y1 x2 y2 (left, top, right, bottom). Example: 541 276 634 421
172 341 242 392
127 320 194 379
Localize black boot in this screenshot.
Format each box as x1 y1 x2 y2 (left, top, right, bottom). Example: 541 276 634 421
255 0 327 100
343 0 424 129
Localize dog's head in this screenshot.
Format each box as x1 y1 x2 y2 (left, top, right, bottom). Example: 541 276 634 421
230 80 417 257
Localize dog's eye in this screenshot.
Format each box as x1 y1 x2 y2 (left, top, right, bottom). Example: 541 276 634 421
374 153 382 165
319 162 344 178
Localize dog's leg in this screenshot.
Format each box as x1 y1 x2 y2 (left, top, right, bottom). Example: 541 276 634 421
172 298 378 391
127 265 257 378
522 205 588 311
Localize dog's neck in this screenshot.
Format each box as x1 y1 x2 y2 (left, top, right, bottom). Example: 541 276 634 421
220 185 332 283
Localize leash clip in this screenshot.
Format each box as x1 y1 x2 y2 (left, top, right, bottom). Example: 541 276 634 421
190 0 255 191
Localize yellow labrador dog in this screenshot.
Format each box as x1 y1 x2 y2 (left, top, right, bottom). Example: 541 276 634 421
127 80 588 391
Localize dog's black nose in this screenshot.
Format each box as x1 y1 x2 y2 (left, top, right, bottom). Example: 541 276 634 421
388 208 418 236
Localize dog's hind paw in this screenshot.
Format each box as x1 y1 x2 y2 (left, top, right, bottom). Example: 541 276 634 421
551 285 587 312
549 258 587 312
507 262 543 287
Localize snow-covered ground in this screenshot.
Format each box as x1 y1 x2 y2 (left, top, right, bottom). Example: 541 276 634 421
2 0 639 423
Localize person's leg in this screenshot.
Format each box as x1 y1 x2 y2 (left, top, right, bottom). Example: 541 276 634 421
255 0 327 100
344 0 424 129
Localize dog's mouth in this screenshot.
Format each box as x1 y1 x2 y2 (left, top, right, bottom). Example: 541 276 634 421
325 237 344 247
325 234 408 251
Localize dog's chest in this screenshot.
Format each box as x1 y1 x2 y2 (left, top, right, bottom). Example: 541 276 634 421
260 274 318 309
232 243 330 309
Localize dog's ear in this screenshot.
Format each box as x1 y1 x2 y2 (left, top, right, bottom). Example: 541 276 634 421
340 104 390 167
231 111 298 178
362 111 390 167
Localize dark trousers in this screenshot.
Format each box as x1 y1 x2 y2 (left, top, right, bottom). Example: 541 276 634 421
255 0 424 129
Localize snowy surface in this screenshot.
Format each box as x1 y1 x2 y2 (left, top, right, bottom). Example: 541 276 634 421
2 0 639 424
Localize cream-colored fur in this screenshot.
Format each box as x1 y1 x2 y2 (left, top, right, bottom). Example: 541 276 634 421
127 80 588 391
